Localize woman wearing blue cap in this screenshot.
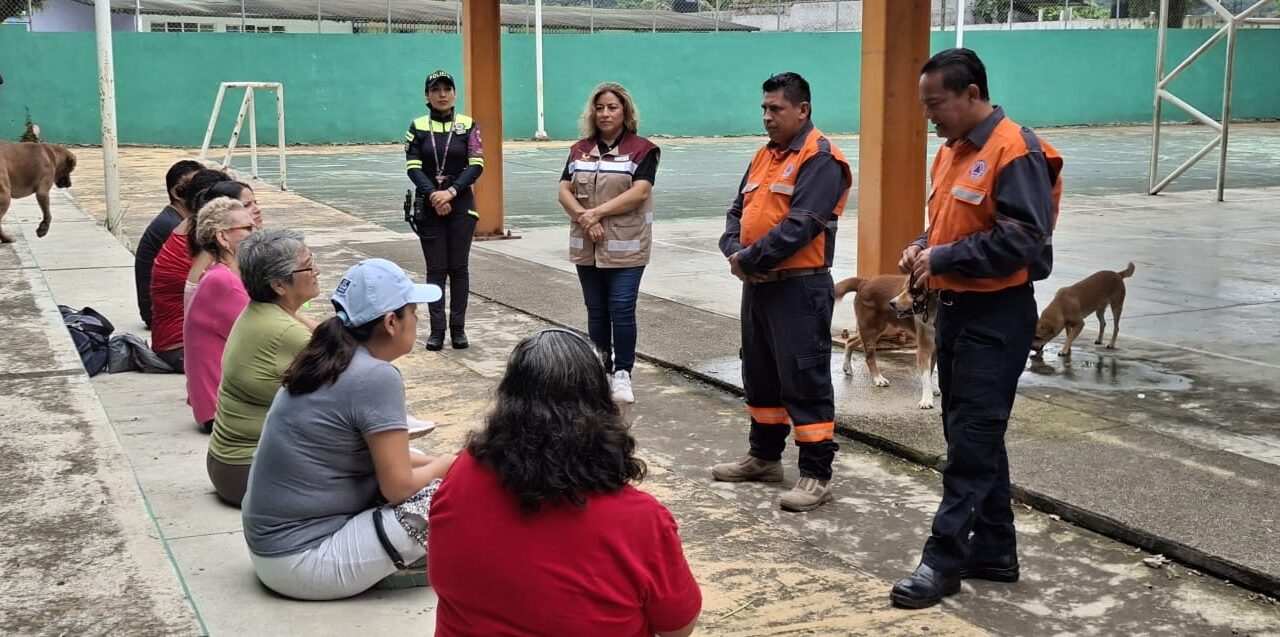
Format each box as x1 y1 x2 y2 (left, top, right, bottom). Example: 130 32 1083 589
241 258 455 600
405 69 485 351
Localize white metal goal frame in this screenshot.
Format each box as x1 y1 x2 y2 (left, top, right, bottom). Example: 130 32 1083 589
199 82 288 191
1149 0 1279 201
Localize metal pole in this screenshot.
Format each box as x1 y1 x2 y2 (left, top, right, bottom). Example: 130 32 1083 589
248 89 259 179
653 2 658 33
715 0 719 33
240 0 246 31
1149 0 1170 194
27 0 33 30
1216 17 1237 201
456 1 462 33
386 0 391 33
1008 0 1014 28
534 0 548 140
590 0 595 34
276 85 288 191
317 0 322 34
957 0 966 47
94 0 123 240
134 0 140 32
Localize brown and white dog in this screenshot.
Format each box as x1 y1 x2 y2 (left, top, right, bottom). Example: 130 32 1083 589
1032 262 1136 357
0 141 77 243
836 274 939 409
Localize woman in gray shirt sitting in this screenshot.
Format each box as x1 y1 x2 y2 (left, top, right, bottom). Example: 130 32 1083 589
241 258 454 601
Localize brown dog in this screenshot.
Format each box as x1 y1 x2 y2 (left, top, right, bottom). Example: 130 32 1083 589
1032 262 1136 357
0 141 77 243
836 274 939 409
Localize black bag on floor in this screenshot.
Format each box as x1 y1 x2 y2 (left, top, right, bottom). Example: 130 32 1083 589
59 305 114 377
107 333 174 374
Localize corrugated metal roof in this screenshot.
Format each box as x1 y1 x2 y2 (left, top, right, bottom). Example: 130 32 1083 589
76 0 757 31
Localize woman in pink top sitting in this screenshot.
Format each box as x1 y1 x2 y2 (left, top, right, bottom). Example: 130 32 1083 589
184 181 263 313
184 198 256 433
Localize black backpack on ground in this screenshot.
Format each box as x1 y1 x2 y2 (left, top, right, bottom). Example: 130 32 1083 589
59 305 114 376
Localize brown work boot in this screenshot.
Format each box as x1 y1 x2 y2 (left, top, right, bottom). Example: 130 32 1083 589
710 456 784 483
779 477 834 512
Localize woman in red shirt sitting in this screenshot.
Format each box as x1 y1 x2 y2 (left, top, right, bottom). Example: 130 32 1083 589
428 329 701 637
149 168 230 371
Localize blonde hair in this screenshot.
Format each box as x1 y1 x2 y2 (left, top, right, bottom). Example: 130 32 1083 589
195 197 247 261
579 82 640 140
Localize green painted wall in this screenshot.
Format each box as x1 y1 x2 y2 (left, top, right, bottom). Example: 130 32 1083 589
0 29 1276 146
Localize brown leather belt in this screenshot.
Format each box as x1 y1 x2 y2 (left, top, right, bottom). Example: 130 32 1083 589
756 267 829 283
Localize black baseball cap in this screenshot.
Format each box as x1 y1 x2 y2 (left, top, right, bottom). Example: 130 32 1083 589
425 70 455 91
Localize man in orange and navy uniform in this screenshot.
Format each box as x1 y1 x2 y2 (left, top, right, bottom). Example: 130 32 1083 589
891 49 1063 609
712 72 851 513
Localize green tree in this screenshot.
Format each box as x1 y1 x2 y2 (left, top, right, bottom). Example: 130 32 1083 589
1 1 43 21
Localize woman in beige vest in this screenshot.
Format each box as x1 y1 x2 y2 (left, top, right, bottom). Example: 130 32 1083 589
557 83 660 404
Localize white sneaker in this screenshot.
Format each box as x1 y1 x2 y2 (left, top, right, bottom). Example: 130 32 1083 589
611 370 635 404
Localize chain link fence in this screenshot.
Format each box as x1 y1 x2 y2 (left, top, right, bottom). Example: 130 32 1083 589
2 0 1277 33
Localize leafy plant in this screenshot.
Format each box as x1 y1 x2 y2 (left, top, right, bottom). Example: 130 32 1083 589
1 0 44 22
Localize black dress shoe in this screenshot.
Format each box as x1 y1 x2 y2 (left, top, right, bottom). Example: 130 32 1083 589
890 563 961 609
425 332 445 351
959 553 1020 582
450 329 469 350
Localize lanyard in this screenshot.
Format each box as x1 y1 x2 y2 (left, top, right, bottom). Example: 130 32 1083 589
428 119 456 186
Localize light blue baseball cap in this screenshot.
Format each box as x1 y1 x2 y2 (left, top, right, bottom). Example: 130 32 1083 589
331 258 441 327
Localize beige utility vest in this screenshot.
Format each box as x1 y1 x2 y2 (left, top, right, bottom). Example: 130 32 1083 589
565 133 657 268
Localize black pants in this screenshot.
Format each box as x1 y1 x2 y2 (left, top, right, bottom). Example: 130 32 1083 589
922 284 1036 574
741 273 838 480
417 209 477 333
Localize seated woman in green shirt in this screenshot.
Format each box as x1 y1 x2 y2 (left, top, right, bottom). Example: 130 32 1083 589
207 228 321 507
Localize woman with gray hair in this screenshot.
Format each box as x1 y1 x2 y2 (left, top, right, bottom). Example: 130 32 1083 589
184 198 255 434
207 228 321 507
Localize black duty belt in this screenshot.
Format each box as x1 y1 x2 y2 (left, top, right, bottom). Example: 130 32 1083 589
756 267 829 283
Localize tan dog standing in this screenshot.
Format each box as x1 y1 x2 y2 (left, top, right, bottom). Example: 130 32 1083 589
0 141 77 243
1032 262 1135 357
836 274 939 409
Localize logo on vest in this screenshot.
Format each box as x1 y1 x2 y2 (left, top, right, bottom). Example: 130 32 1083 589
451 121 467 135
580 152 592 160
969 160 987 181
783 164 795 178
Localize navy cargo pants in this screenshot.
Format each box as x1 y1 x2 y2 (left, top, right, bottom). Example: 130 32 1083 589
922 283 1037 574
741 272 838 480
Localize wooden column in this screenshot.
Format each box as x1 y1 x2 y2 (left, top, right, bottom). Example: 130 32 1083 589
857 0 931 276
463 1 507 237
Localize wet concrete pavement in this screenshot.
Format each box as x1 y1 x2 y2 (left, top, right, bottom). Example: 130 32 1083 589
8 145 1275 634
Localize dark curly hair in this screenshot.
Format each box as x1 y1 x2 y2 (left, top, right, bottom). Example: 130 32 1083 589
468 329 647 513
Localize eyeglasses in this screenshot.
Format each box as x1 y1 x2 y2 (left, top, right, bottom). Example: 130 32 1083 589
224 224 255 233
291 262 318 275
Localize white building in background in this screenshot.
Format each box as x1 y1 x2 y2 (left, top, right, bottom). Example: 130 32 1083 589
17 0 755 34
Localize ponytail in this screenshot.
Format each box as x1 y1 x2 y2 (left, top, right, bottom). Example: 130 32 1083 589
281 307 407 395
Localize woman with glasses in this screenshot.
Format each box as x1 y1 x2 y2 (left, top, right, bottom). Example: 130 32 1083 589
184 181 264 313
207 229 320 507
184 198 256 434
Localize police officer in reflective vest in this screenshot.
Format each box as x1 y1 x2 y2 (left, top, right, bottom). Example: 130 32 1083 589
712 72 851 513
404 69 485 351
891 49 1062 609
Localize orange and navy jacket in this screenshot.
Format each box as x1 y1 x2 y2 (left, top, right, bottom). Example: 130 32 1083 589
719 121 851 273
915 106 1063 293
